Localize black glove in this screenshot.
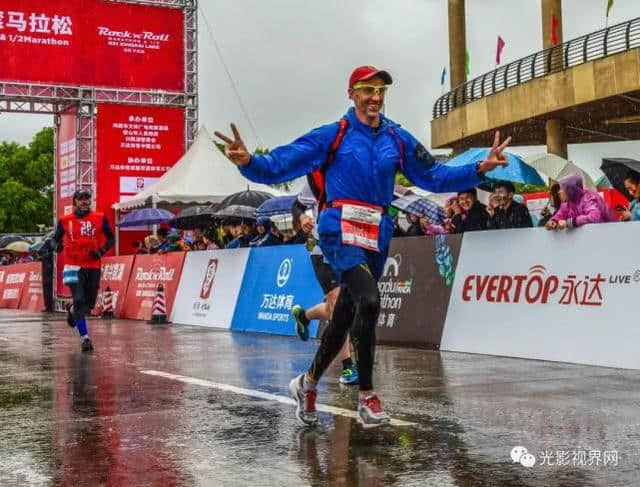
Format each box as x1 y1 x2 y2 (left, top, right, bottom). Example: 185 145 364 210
89 249 102 260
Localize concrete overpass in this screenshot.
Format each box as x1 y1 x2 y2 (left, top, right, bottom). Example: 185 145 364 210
431 17 640 153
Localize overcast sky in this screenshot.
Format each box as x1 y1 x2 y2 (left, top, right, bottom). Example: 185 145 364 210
1 0 639 177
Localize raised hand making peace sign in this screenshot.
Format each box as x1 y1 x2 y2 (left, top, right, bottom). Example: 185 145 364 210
476 131 512 174
214 123 251 167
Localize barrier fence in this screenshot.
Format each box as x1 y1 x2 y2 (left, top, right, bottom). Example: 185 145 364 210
2 225 639 370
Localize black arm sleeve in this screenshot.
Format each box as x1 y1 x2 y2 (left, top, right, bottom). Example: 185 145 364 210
52 221 65 252
100 216 115 254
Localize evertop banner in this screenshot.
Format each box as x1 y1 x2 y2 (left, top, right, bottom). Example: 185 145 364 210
172 249 250 329
0 0 184 91
442 223 640 369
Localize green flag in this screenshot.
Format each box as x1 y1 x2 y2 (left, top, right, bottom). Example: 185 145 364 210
465 50 470 77
606 0 614 17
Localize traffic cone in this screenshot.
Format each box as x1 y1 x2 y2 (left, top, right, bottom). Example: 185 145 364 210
101 286 114 320
147 284 170 324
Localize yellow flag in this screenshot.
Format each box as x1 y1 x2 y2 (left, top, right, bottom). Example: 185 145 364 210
606 0 614 18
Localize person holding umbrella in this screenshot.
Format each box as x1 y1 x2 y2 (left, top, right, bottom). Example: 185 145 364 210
215 65 510 428
52 189 114 352
620 170 640 222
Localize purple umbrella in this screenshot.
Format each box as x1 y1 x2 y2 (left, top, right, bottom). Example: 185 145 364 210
118 208 175 227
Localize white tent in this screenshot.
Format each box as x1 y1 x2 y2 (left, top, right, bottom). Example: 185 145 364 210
113 126 285 211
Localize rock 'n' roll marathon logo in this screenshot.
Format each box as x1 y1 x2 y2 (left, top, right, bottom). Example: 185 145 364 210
377 254 413 328
461 265 640 307
98 27 170 42
135 267 175 282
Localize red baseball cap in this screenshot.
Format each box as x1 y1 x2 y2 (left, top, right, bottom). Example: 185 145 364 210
348 65 393 89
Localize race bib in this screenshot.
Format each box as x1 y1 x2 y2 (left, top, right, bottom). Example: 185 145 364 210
340 203 382 252
62 265 81 285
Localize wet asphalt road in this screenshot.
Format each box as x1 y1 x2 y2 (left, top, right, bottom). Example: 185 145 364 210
0 309 639 486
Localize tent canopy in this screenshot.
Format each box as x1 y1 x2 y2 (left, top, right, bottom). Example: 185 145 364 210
114 126 286 211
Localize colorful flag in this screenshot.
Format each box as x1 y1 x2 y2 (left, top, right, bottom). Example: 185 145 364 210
606 0 615 18
496 36 506 65
465 50 470 77
440 67 446 86
551 15 560 45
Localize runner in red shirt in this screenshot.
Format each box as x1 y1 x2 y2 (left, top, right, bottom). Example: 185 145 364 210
53 189 114 352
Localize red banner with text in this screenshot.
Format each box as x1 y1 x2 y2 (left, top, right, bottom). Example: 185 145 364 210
123 252 186 321
91 255 135 318
0 0 184 91
96 103 185 254
0 263 32 309
18 263 45 312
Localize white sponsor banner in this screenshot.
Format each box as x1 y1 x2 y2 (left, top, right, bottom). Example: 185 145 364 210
442 223 640 369
171 249 250 329
119 176 158 194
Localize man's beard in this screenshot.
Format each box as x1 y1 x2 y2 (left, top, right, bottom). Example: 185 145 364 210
75 206 90 217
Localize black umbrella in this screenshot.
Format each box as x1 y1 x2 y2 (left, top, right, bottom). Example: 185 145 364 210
168 204 221 230
213 204 256 222
219 189 274 209
600 158 640 201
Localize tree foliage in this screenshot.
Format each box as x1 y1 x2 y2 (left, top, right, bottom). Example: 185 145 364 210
0 127 54 232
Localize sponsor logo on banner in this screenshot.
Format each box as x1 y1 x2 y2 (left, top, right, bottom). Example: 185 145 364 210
231 246 324 336
171 250 249 329
92 256 134 317
6 273 26 284
277 258 292 288
459 264 640 307
200 259 218 300
374 236 464 348
441 224 640 369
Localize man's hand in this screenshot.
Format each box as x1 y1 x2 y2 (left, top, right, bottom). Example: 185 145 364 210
477 131 512 174
299 214 315 234
621 210 632 221
556 220 568 230
214 124 251 167
89 250 102 260
545 219 558 231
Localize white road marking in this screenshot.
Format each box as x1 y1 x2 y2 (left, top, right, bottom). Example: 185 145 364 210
0 337 10 342
141 369 416 427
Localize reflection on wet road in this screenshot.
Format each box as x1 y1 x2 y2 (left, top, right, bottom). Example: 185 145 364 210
0 309 638 486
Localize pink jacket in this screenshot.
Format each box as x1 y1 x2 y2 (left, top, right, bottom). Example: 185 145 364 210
552 175 616 227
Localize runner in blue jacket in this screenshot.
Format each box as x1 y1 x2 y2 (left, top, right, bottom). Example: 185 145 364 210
216 65 511 428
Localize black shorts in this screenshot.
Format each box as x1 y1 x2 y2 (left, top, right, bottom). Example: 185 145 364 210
310 254 339 295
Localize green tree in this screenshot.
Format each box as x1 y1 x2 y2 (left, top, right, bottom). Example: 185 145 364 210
0 127 54 232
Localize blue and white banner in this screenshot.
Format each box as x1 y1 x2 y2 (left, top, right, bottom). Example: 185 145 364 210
231 245 324 336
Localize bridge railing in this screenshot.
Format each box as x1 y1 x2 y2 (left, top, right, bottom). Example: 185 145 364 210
433 17 640 119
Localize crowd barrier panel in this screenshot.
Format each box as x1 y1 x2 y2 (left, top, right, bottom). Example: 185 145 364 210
230 245 324 337
18 262 45 312
441 222 640 369
92 256 135 318
0 263 35 309
171 249 250 329
123 252 186 321
375 235 463 348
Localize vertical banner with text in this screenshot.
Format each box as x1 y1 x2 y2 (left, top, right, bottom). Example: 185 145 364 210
92 255 135 318
96 103 185 253
18 263 45 312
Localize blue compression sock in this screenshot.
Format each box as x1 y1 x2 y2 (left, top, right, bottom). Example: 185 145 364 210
76 318 88 338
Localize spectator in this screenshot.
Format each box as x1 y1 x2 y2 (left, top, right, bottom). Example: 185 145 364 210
166 231 191 252
203 228 220 250
404 213 425 237
620 170 640 222
450 188 488 233
287 217 309 245
157 227 170 253
538 183 561 227
250 217 281 247
227 220 256 248
487 181 533 229
191 228 208 251
143 235 160 254
546 174 616 231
